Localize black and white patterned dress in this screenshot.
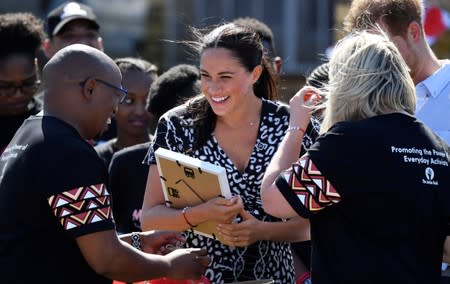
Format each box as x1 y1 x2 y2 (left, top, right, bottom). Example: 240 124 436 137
146 99 295 284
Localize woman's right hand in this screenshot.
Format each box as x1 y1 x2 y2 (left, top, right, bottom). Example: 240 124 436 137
200 195 243 224
289 86 321 129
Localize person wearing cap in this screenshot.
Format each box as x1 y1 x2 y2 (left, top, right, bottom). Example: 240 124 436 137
43 1 103 58
41 1 120 143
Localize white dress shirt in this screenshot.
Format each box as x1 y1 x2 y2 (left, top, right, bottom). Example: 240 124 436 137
415 59 450 144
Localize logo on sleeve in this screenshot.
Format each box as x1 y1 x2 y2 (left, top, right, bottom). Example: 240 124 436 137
423 167 438 186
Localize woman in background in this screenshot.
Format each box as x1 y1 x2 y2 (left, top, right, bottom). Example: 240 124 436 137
95 57 157 168
0 13 45 153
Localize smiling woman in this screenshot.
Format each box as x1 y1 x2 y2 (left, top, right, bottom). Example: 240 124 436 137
140 22 311 284
0 12 46 154
94 57 158 169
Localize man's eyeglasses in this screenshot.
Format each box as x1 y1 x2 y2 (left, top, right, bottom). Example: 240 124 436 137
0 80 41 97
95 78 128 104
80 78 128 104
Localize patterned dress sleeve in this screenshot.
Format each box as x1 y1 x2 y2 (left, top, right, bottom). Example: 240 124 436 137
275 154 341 218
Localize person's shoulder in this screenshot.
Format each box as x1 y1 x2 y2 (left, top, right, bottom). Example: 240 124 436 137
262 99 290 116
159 101 193 123
430 59 450 78
439 59 450 67
94 139 115 153
39 116 87 146
33 116 100 161
109 142 150 173
115 141 151 156
435 59 450 79
326 113 413 141
111 141 150 163
326 116 370 135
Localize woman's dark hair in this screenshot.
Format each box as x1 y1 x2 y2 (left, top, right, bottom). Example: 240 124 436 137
114 57 158 78
0 13 45 60
185 23 278 151
148 64 200 120
306 62 330 89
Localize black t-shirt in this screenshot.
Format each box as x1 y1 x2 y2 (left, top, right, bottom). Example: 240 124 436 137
277 113 450 284
0 98 41 153
0 115 115 284
108 142 150 233
95 138 117 169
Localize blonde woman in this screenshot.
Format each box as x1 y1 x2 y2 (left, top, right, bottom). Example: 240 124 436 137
261 31 450 283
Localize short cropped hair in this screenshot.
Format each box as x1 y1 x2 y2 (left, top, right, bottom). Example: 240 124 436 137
320 30 416 133
0 13 45 60
148 64 200 120
344 0 423 37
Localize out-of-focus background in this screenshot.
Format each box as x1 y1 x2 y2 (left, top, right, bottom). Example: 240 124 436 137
2 0 449 102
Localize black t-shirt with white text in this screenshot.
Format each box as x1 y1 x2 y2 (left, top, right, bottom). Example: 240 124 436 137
277 113 450 284
0 115 114 283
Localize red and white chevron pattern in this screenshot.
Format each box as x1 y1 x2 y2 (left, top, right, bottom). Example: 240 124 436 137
287 155 341 212
47 183 112 230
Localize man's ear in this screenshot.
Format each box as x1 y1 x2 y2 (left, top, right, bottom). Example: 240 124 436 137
407 21 422 43
81 78 97 101
43 38 55 59
97 37 104 52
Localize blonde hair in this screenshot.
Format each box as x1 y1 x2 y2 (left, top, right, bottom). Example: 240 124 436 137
320 30 416 133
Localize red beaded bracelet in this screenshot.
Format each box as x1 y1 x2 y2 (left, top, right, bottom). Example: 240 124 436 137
182 206 197 228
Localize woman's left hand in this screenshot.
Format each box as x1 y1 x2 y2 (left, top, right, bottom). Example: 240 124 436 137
216 209 262 247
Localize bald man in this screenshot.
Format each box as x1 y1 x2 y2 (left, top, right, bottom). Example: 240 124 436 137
0 44 209 283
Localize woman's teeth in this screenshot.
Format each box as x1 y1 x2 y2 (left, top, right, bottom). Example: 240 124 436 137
211 96 228 102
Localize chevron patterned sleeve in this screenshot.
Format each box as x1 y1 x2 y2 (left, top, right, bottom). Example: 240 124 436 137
47 183 115 237
275 154 341 218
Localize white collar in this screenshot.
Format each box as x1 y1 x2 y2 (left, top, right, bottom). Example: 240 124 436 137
416 59 450 98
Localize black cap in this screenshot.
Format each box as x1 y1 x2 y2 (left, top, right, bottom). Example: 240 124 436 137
46 2 99 38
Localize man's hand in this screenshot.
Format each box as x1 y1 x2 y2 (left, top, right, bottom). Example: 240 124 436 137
165 248 210 280
139 230 185 255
